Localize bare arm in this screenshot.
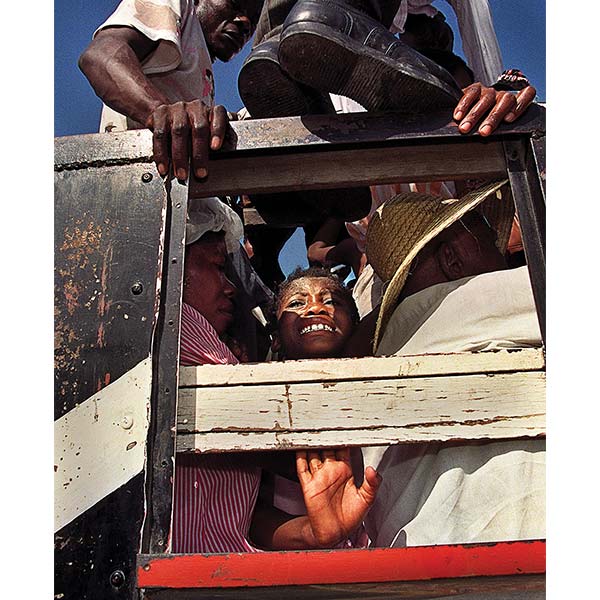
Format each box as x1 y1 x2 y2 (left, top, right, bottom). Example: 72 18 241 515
342 306 379 357
79 27 166 126
79 27 228 181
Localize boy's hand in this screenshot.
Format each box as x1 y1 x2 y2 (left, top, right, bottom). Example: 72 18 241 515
296 448 381 547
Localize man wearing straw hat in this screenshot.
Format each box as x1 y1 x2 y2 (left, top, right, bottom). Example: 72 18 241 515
348 181 545 547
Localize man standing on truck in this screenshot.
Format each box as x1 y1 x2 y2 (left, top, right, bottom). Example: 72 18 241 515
79 0 264 183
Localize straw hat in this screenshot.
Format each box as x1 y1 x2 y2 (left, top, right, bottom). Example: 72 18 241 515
366 180 514 352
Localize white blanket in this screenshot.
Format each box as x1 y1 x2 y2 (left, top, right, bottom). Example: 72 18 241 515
365 267 545 547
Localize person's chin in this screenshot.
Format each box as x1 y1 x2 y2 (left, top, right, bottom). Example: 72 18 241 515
299 339 342 359
214 39 239 62
214 312 234 336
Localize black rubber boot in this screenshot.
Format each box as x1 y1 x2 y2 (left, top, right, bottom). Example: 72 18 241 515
239 36 336 118
278 0 463 114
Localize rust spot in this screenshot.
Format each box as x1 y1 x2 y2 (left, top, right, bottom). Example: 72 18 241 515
284 384 293 428
96 322 105 348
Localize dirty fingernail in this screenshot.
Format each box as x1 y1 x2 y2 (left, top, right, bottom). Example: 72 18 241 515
157 163 167 176
176 168 187 181
196 168 208 179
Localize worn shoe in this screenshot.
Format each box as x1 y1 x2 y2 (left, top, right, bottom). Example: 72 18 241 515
238 37 336 118
278 0 463 114
239 35 370 224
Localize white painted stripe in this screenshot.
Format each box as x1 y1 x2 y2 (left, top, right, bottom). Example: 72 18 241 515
54 357 152 532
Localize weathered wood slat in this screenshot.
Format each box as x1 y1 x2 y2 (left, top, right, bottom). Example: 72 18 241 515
216 104 544 153
179 348 545 388
188 142 507 197
54 105 545 169
176 370 545 452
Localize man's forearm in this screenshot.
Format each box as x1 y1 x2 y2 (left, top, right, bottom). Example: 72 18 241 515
79 33 168 126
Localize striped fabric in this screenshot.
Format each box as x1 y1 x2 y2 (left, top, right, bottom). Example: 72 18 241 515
179 303 239 367
173 303 262 553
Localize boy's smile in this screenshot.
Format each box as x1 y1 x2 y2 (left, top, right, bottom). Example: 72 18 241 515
276 277 355 359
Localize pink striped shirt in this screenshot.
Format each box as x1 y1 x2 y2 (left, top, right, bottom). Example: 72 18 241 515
173 303 261 553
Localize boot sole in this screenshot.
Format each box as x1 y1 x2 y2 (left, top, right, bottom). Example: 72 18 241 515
279 23 461 114
239 55 334 118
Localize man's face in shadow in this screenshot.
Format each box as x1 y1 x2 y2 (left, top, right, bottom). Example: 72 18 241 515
183 232 237 336
401 211 508 301
197 0 262 62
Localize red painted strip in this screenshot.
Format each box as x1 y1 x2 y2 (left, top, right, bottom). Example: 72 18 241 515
137 540 545 589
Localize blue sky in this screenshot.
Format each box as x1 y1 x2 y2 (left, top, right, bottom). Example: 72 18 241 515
54 0 546 273
54 0 545 137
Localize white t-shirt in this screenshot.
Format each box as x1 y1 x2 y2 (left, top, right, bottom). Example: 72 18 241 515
364 266 545 547
376 266 542 356
95 0 214 132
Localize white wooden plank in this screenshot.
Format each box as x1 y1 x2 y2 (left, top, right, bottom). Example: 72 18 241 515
176 371 545 453
55 357 152 531
179 349 545 388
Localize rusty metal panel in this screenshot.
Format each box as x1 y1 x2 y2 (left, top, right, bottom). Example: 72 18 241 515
54 162 167 416
55 134 170 600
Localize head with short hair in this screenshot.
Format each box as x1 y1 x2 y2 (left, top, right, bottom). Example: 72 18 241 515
366 181 514 350
196 0 264 62
273 267 358 360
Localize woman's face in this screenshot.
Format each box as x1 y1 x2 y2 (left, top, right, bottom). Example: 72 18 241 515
276 277 355 359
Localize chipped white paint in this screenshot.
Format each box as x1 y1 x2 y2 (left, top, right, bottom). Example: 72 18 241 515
176 351 545 453
179 348 545 387
54 357 152 532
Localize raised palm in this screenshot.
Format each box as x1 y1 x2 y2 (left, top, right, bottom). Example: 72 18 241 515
296 448 381 547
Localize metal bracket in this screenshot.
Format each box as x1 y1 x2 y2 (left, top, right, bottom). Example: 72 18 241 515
503 139 546 345
142 176 188 554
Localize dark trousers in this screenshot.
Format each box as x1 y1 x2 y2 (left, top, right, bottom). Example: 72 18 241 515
253 0 402 46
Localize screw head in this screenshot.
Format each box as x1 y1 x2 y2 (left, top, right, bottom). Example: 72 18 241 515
120 414 134 430
131 282 143 295
141 172 153 183
109 570 126 589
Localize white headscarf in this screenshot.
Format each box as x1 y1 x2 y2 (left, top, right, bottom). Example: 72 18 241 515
185 196 244 253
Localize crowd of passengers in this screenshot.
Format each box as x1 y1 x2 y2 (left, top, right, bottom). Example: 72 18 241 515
79 0 545 552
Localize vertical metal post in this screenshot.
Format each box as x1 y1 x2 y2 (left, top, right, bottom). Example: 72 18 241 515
503 138 546 345
142 177 188 554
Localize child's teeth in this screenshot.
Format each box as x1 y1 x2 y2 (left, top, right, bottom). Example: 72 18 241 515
301 323 333 335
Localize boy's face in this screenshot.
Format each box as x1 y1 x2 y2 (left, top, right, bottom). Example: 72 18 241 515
276 277 355 360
